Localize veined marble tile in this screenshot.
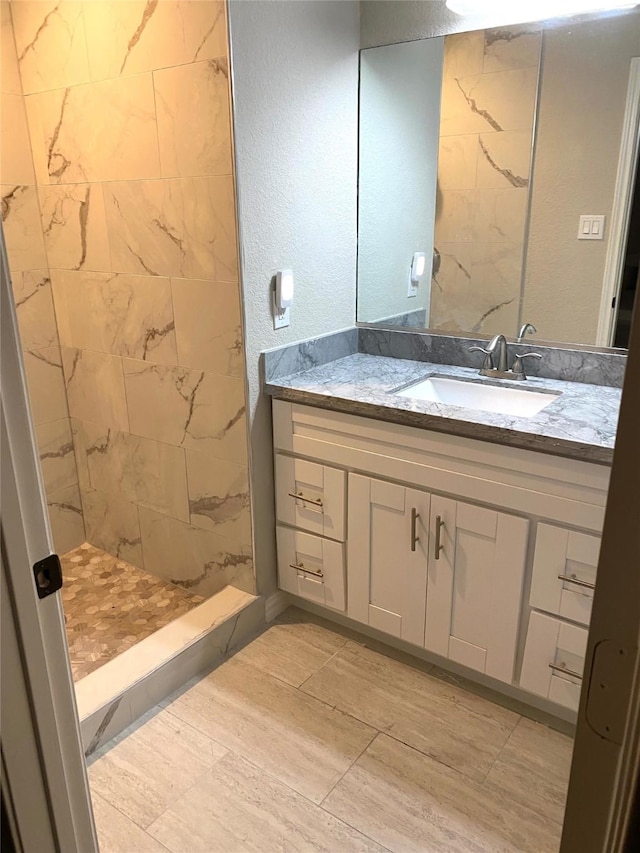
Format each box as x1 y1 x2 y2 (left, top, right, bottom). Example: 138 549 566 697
83 0 227 81
432 241 522 336
323 733 562 853
72 419 190 522
154 58 232 178
234 607 349 688
138 507 252 597
104 176 238 281
35 417 77 494
1 185 47 271
1 2 22 95
91 794 169 853
1 93 35 184
88 709 227 830
82 488 143 567
186 450 250 540
11 0 90 94
434 189 475 244
301 641 518 783
476 131 532 189
25 74 160 184
443 30 485 80
483 25 542 74
437 133 478 190
172 278 243 377
23 346 69 425
47 482 85 553
147 750 388 853
123 360 247 464
11 270 58 351
440 66 538 137
39 184 111 271
483 717 573 827
165 655 376 804
62 347 129 431
51 270 177 364
473 187 528 243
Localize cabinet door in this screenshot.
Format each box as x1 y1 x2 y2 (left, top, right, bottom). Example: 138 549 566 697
424 497 529 684
529 523 600 627
347 474 430 646
275 455 346 540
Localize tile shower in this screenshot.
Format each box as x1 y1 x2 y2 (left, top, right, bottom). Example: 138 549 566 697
1 0 253 678
431 25 541 335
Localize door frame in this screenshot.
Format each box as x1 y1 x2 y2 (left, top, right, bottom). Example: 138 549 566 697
0 232 97 852
596 57 640 347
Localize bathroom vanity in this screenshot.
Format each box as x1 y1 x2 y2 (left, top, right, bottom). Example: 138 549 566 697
264 335 623 720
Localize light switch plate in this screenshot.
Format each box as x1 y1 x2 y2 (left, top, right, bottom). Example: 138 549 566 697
578 214 606 240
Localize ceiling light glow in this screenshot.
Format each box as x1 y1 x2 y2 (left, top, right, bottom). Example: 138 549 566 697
445 0 637 18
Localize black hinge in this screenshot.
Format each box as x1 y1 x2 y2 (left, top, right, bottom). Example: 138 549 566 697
612 296 617 309
33 554 63 599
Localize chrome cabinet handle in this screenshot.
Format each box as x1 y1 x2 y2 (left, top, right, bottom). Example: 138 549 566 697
549 662 582 680
288 492 324 513
290 562 324 579
557 573 595 591
435 515 445 560
410 508 419 552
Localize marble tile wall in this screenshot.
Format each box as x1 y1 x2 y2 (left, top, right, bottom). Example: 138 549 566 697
431 26 541 337
2 0 252 598
1 0 84 554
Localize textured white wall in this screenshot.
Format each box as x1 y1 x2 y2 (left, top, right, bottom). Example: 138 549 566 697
358 37 444 323
228 0 359 593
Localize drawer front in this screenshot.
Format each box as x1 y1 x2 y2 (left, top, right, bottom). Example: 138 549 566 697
275 455 346 541
530 523 600 627
520 610 588 712
276 525 345 612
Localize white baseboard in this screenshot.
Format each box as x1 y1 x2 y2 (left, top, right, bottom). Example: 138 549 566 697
265 590 291 622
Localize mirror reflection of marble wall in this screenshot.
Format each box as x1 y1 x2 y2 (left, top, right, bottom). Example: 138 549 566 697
432 25 540 336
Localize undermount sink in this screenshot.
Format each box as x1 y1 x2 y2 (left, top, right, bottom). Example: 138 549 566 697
395 375 561 418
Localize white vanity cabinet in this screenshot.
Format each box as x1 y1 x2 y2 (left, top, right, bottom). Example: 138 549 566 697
272 399 610 716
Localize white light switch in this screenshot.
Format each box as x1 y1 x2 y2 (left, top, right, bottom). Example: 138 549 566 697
578 215 606 240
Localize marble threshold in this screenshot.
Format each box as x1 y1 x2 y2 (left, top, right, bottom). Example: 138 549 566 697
265 353 620 465
78 586 264 757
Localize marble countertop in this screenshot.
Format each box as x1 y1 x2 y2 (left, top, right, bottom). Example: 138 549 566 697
264 353 621 465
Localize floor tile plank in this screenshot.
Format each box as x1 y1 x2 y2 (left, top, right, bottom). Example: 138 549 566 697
92 793 171 853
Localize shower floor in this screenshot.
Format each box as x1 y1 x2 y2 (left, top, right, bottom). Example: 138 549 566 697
61 543 204 681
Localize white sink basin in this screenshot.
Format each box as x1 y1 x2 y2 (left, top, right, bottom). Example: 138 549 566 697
395 375 560 418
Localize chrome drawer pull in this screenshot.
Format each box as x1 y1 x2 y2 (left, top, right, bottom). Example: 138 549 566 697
410 507 419 552
557 573 595 591
549 662 583 681
290 562 324 579
435 515 445 560
289 492 324 512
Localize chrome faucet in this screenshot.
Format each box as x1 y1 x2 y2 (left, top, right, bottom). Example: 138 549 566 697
517 322 537 343
469 333 542 380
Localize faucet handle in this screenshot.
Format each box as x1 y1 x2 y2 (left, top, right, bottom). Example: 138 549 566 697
512 352 542 378
469 346 494 370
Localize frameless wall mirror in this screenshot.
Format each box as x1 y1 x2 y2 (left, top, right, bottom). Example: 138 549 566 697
356 5 640 349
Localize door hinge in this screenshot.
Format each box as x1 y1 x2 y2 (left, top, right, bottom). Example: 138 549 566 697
612 296 617 309
33 554 63 599
585 639 635 744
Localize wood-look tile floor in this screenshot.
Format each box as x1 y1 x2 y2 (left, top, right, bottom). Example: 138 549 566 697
61 543 204 681
88 607 574 852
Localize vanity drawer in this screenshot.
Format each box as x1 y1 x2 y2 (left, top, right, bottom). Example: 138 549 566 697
520 611 588 712
275 454 346 541
276 525 346 612
529 523 600 626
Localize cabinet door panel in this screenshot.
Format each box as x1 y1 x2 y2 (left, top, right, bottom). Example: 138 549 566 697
425 499 528 684
275 455 346 540
348 474 429 645
276 525 345 611
529 523 600 627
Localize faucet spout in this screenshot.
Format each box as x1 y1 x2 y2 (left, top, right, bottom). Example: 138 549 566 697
486 334 509 372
